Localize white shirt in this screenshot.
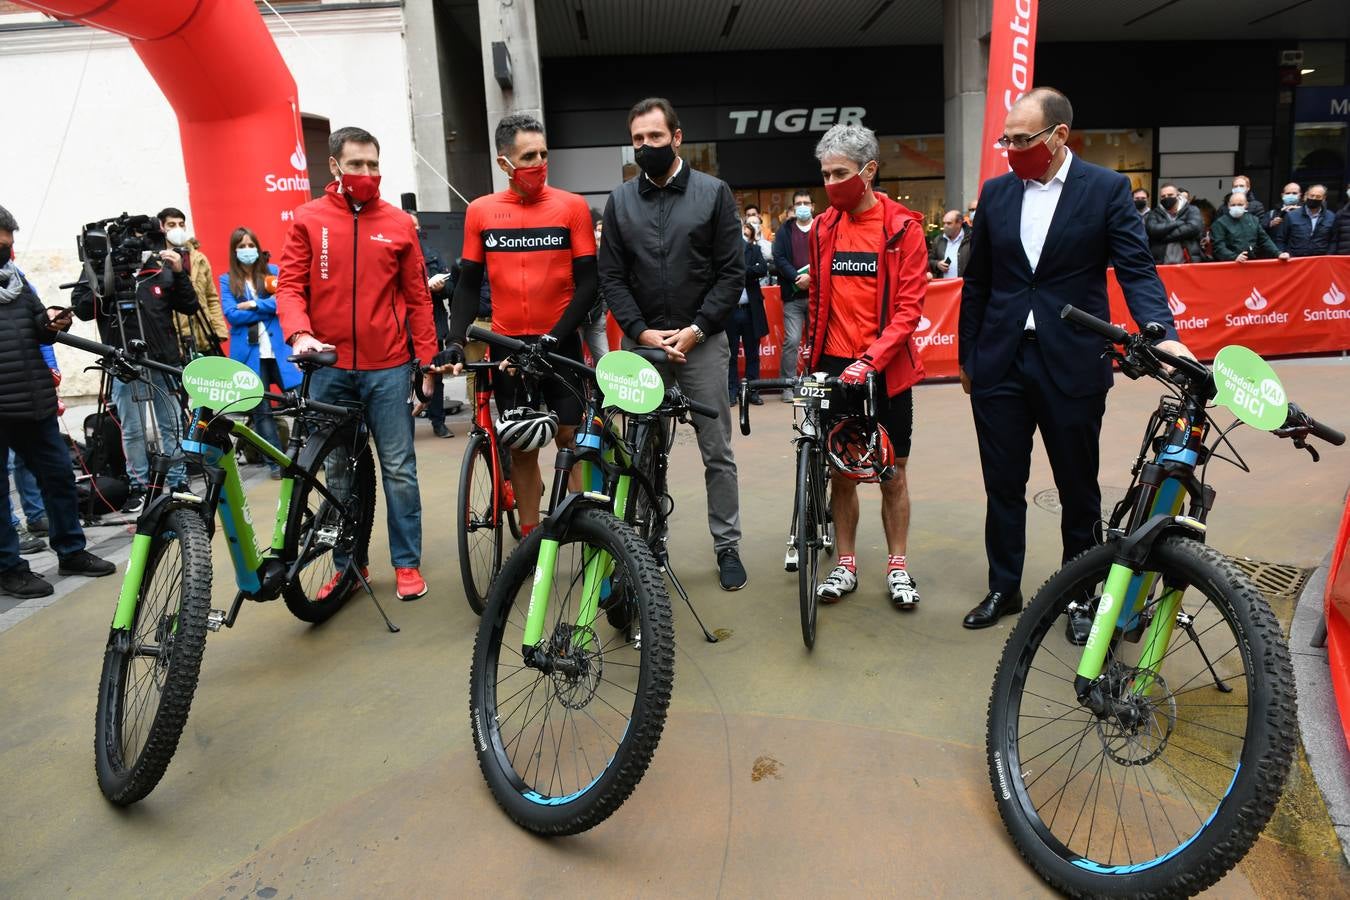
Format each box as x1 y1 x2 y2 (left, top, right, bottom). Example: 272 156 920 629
1020 148 1073 328
942 229 964 279
247 280 274 360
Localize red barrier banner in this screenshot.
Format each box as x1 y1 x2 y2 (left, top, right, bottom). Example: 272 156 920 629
610 257 1350 381
978 0 1040 190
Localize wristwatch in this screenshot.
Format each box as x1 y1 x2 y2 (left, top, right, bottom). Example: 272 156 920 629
689 324 706 344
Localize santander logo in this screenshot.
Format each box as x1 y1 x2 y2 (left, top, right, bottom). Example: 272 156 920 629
916 315 932 332
1324 282 1346 306
1167 292 1186 316
290 142 307 171
1244 288 1269 311
484 234 499 249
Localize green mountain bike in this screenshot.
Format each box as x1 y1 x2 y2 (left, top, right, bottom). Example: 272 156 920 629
55 332 382 806
465 328 693 835
986 306 1344 897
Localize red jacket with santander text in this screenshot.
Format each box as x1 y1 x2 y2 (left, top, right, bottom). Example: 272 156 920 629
277 182 438 370
800 193 927 396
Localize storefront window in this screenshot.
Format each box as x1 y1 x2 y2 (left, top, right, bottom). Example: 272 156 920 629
1067 128 1154 196
1292 123 1348 186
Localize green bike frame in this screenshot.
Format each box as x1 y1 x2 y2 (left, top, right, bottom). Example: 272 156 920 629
110 415 300 631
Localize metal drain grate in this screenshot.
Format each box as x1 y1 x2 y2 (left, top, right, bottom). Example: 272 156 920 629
1226 557 1313 602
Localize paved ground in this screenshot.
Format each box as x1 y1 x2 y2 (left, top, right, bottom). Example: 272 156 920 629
3 360 1349 898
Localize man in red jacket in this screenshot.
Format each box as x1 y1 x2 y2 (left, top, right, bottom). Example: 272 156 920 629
799 123 926 610
278 126 439 602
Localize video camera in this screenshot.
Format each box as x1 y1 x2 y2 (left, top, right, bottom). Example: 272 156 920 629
77 213 167 299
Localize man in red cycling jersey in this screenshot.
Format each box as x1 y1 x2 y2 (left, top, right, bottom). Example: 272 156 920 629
277 126 439 603
799 123 926 611
442 113 598 535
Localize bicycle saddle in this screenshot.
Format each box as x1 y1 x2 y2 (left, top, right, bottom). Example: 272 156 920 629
631 347 668 366
289 350 338 369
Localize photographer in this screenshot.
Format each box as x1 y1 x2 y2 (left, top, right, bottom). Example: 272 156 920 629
159 207 228 358
0 204 115 599
72 216 199 512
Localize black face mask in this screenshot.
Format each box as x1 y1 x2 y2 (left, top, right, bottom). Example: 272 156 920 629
1134 198 1148 211
0 244 10 267
634 142 677 180
1160 196 1179 211
1306 198 1323 211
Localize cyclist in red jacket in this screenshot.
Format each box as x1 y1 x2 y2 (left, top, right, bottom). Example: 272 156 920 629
799 123 926 611
441 113 597 536
277 126 439 603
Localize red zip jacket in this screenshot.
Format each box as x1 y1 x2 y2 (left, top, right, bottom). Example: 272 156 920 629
801 193 927 396
276 181 438 370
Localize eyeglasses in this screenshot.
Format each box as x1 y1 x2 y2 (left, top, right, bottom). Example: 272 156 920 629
995 124 1059 150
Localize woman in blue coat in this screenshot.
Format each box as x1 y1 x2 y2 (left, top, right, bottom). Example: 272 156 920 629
220 226 300 478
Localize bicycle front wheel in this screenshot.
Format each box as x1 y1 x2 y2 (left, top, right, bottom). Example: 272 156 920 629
797 442 820 649
987 537 1295 897
95 507 212 805
458 432 505 615
470 507 674 835
282 427 376 623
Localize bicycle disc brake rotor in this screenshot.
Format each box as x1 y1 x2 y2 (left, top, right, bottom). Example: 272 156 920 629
549 622 603 710
1094 665 1177 766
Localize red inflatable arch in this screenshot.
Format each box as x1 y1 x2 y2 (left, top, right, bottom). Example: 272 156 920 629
18 0 311 268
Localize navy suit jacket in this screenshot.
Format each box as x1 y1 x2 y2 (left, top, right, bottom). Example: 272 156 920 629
959 155 1177 398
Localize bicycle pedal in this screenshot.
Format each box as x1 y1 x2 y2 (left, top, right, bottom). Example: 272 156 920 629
784 546 799 572
206 609 226 632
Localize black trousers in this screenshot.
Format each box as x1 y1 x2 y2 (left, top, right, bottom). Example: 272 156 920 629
970 336 1106 594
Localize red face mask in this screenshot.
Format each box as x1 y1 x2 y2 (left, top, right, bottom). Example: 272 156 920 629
1006 134 1055 181
825 164 872 212
506 160 548 199
338 171 381 206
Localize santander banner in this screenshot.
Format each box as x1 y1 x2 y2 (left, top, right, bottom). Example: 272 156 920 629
606 257 1350 380
978 0 1040 189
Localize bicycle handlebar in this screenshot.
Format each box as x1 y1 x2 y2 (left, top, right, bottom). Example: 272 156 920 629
1283 402 1346 446
52 330 182 379
466 325 597 381
678 391 719 420
738 372 877 436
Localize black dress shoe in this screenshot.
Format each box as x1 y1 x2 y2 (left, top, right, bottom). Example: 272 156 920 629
963 590 1023 629
1065 605 1093 646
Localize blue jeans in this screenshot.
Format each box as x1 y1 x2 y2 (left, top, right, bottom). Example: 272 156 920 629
111 370 188 488
8 450 45 528
308 364 422 568
1 417 86 573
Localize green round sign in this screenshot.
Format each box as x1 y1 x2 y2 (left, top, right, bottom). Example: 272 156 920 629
181 356 265 413
1211 345 1287 431
595 350 664 414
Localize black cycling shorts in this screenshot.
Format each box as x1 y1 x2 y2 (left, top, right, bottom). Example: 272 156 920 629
817 355 914 459
491 332 585 427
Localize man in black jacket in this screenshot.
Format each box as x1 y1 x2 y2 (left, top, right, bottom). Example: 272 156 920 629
599 97 749 590
771 189 814 395
0 205 115 598
73 228 199 509
1144 183 1203 264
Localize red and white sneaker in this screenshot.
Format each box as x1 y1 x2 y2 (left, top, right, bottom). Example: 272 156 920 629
317 566 368 601
395 567 428 602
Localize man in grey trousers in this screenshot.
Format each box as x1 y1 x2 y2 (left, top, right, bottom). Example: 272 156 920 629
599 96 749 591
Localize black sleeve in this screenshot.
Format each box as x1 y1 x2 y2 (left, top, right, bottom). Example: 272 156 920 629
31 292 57 346
72 272 96 321
597 194 647 341
168 269 199 313
771 227 797 285
958 184 994 369
548 256 598 340
692 182 747 334
447 259 485 345
745 245 769 282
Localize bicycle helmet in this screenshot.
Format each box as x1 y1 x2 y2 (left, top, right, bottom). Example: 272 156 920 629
826 417 896 483
496 407 559 451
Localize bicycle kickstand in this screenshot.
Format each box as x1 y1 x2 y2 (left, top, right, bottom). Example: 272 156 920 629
663 561 718 643
350 562 400 633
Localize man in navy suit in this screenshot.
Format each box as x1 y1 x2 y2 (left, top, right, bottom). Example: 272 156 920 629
958 87 1193 642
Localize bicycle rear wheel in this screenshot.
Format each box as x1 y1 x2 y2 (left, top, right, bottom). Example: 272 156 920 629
459 431 505 615
470 507 674 834
987 536 1294 897
797 442 820 649
95 507 212 805
282 427 376 623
